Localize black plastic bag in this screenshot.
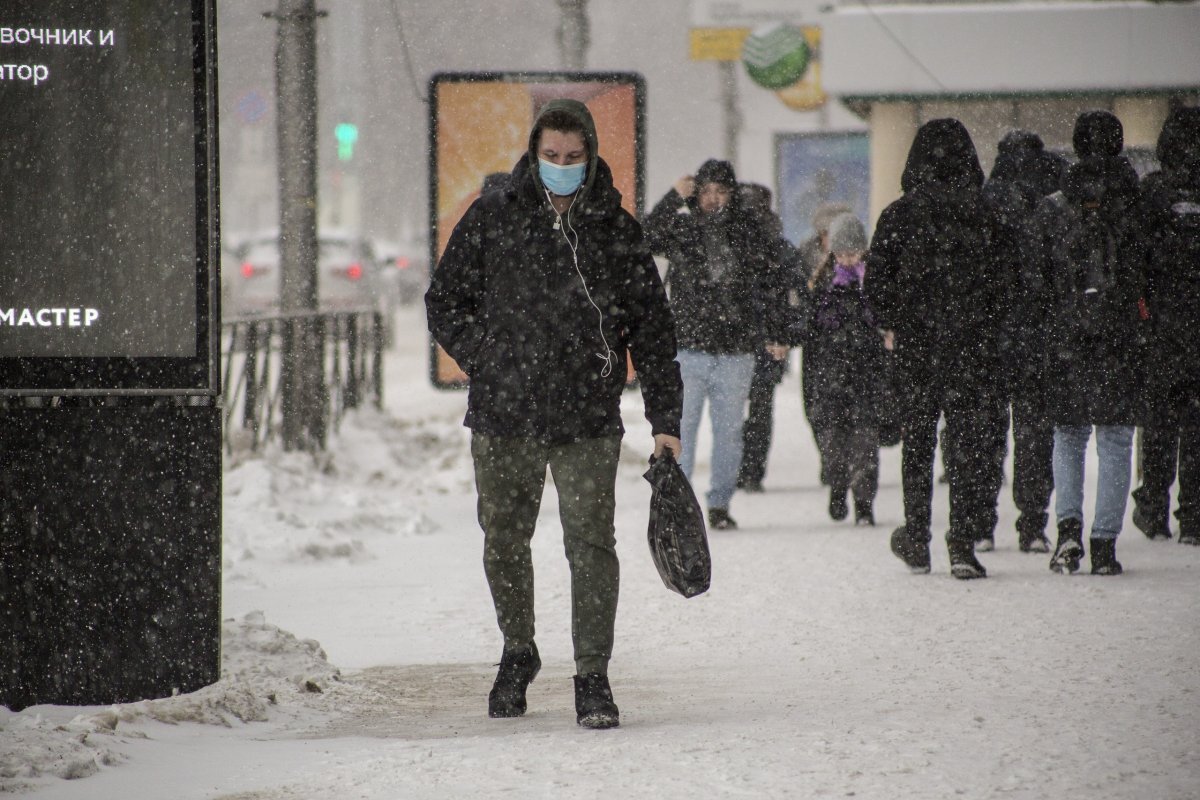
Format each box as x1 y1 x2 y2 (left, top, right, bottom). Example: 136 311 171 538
876 352 903 448
643 453 711 598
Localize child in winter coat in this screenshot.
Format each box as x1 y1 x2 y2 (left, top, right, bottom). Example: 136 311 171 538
803 213 887 525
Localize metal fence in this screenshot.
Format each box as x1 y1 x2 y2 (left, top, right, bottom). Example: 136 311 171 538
220 309 384 453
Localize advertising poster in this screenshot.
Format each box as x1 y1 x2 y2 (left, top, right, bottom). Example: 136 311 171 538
428 72 644 388
776 132 870 245
0 0 216 391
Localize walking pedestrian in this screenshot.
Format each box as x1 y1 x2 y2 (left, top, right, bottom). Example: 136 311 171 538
1031 110 1146 575
425 99 683 728
803 212 886 525
866 118 1010 579
645 160 790 530
982 129 1068 553
737 183 804 493
1131 106 1200 546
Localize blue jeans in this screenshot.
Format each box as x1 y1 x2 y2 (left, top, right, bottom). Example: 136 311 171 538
677 350 756 510
1053 424 1135 540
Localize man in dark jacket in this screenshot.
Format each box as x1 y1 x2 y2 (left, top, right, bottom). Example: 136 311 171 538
644 159 789 530
866 118 1010 580
1030 110 1144 575
982 130 1068 554
426 99 683 729
1131 106 1200 546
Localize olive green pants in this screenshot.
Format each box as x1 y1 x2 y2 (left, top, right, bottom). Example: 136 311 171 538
471 434 621 676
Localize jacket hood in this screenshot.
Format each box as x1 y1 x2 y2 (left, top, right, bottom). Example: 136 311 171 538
526 99 600 204
1156 106 1200 179
1073 110 1123 160
901 118 985 194
696 159 737 189
989 129 1065 197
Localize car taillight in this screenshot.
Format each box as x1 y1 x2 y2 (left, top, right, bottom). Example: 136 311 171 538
241 262 256 278
395 256 410 270
346 263 363 280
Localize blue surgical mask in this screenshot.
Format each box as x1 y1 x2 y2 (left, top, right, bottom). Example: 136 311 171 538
539 158 586 196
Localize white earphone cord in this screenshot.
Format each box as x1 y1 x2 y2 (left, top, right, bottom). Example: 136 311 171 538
547 188 618 378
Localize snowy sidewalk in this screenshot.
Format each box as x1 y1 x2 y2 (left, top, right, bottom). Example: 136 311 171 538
4 306 1199 800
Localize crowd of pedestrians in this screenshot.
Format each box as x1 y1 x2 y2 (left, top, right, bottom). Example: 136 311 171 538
426 101 1197 729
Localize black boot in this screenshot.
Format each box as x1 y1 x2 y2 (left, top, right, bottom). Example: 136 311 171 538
1050 518 1084 574
488 642 541 718
890 525 930 574
708 507 738 530
947 536 987 580
854 498 874 527
1017 512 1051 553
574 673 619 729
829 486 849 521
1132 503 1171 541
1090 538 1123 575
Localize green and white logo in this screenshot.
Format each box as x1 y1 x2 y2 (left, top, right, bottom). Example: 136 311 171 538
742 23 811 90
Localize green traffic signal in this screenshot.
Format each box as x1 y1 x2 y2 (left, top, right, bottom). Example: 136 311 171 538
334 122 359 161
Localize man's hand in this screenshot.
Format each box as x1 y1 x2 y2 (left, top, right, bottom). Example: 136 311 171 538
765 343 789 361
673 175 695 199
654 434 683 460
882 330 895 351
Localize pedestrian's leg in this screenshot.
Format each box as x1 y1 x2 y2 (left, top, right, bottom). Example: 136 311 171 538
900 385 938 538
1091 425 1136 539
1176 390 1200 542
1052 425 1090 526
945 390 1006 545
549 436 622 677
738 355 776 488
1132 424 1178 539
706 353 756 512
848 426 879 523
801 350 827 484
1012 397 1054 549
676 350 711 480
819 425 850 520
472 435 548 651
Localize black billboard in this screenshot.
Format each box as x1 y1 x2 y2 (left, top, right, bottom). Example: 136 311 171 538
0 0 218 392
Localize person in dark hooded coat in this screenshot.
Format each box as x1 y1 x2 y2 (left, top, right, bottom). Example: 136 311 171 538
1130 106 1200 546
865 118 1010 580
980 130 1068 554
426 99 683 729
1029 110 1146 576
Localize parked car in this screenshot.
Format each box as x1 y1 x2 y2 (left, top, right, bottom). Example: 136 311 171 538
372 236 430 306
223 230 384 319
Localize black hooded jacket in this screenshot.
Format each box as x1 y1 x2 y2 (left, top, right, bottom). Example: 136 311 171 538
425 101 682 443
643 168 791 354
983 130 1067 402
1028 111 1145 425
864 118 1010 391
1138 106 1200 403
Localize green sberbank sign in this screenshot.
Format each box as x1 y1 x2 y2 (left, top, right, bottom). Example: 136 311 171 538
742 23 810 90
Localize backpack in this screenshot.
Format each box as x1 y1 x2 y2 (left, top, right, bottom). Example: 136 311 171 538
1048 190 1124 335
1164 184 1200 260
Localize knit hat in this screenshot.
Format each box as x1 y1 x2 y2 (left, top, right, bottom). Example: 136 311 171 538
1073 110 1123 160
695 159 737 189
811 202 853 235
828 213 868 254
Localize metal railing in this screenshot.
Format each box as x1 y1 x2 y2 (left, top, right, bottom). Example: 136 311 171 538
220 309 383 453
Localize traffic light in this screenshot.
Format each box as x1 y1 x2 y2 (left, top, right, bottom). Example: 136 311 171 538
334 122 358 161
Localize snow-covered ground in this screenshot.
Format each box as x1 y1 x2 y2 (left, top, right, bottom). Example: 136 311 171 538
4 304 1199 800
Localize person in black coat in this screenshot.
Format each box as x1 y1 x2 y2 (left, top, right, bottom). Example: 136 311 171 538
1030 110 1145 575
865 118 1010 580
981 130 1068 553
803 212 886 525
426 99 683 728
644 159 790 529
1131 106 1200 546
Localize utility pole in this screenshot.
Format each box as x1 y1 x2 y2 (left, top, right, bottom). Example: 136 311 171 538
719 60 741 168
557 0 590 70
268 0 327 450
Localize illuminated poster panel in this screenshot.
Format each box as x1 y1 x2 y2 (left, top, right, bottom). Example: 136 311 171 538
0 0 217 392
428 72 645 389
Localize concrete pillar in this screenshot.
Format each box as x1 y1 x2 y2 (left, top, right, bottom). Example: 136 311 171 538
868 102 918 224
1113 95 1169 151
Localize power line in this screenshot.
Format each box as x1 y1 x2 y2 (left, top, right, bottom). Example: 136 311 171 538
855 0 948 92
387 0 427 104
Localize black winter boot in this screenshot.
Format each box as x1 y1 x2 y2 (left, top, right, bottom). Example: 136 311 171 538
890 525 930 574
488 643 541 718
708 507 738 530
947 537 987 580
1132 503 1171 541
1017 513 1051 553
854 498 874 527
1090 538 1123 575
1050 518 1085 574
829 486 849 521
574 673 619 729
